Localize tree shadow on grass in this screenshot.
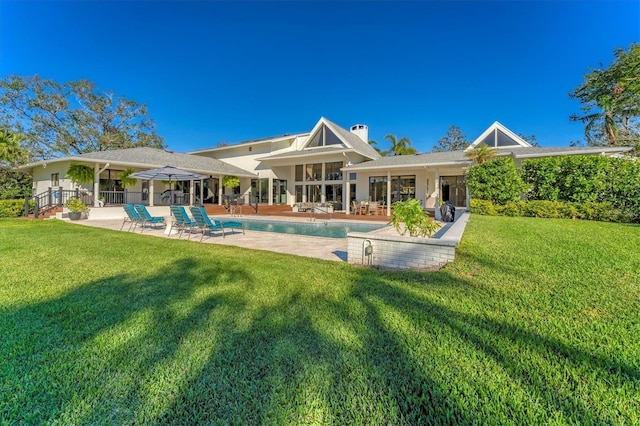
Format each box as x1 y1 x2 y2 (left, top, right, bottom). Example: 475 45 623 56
3 254 638 424
341 270 639 424
2 256 253 424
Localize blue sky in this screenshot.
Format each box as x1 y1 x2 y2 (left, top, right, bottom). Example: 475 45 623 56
1 1 639 153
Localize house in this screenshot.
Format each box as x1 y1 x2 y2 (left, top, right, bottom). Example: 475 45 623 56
17 118 632 215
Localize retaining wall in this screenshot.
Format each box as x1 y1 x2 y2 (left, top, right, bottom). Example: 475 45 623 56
348 212 470 270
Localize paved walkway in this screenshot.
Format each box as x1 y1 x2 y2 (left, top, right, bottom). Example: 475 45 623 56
70 216 387 262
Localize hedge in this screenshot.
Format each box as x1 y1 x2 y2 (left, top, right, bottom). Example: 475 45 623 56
470 199 631 223
521 155 640 222
466 157 527 204
0 199 29 218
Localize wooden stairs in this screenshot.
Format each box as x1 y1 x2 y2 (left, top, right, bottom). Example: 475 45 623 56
25 206 62 219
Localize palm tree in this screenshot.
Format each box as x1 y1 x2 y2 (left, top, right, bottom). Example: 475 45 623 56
464 143 498 164
384 134 417 156
368 139 384 155
118 168 138 189
0 127 27 166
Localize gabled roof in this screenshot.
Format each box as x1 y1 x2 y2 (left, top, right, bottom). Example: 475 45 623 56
188 132 309 154
466 121 531 151
302 117 381 160
17 147 256 177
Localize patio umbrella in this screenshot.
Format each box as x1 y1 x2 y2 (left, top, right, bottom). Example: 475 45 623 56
129 166 208 204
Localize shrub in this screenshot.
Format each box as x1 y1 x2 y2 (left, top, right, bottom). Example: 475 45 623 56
495 200 524 217
521 155 640 222
470 199 621 222
521 200 563 218
390 198 440 237
0 199 28 218
470 199 497 216
65 197 87 213
466 157 527 205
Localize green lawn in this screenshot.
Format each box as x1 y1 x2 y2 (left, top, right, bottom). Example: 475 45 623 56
1 216 638 424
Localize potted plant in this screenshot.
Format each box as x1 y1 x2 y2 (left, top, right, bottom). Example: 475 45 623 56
65 197 87 220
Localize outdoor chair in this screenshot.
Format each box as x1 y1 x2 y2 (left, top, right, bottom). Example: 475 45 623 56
121 204 144 232
190 206 226 241
133 204 166 231
368 201 378 215
169 205 197 239
190 206 244 241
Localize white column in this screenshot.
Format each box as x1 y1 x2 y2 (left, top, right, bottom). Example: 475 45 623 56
218 176 223 205
466 185 470 211
434 169 441 220
93 163 100 207
189 180 194 206
345 179 351 214
149 181 154 206
386 170 391 216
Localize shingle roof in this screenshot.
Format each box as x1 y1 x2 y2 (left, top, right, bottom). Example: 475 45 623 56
344 146 633 170
323 118 381 160
258 146 351 161
20 147 256 177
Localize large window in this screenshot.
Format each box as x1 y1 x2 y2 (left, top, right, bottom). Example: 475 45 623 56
368 176 387 203
369 175 415 203
295 185 303 203
325 162 343 180
306 124 343 147
326 184 343 209
306 184 321 203
392 175 415 202
306 163 322 181
295 165 303 182
250 178 269 203
272 179 287 204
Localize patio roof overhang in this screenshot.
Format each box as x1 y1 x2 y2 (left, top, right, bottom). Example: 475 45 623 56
343 160 472 172
15 148 257 178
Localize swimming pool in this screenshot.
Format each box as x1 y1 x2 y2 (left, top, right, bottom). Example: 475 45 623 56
220 219 386 238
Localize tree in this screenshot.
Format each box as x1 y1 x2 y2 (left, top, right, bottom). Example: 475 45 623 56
464 143 498 164
466 157 527 205
221 175 239 190
0 127 27 166
0 75 164 160
0 127 31 199
384 134 417 156
518 133 539 147
432 125 469 152
570 43 640 147
368 139 384 155
119 168 138 189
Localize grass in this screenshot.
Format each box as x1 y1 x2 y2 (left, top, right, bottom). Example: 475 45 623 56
1 216 638 424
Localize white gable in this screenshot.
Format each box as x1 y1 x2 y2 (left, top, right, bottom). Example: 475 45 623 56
465 121 532 151
302 117 350 150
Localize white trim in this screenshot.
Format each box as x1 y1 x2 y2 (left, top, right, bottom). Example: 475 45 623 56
188 133 309 154
465 121 532 151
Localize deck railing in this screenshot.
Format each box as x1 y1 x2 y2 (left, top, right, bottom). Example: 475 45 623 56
24 187 93 218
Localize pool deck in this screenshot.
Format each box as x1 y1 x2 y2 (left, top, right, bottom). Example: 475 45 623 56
69 215 395 263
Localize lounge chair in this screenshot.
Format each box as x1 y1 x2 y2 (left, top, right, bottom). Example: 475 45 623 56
133 204 166 231
169 205 197 239
211 217 244 236
190 206 245 241
189 206 226 241
121 204 143 231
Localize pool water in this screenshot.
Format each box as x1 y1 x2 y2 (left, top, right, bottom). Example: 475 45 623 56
222 219 386 238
